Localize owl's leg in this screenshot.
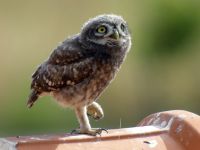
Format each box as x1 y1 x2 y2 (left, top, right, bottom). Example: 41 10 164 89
87 102 104 120
75 106 91 133
73 106 106 136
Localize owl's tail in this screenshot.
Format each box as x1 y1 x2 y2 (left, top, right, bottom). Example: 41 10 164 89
27 90 40 108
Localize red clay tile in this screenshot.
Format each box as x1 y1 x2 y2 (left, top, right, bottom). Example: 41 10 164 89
1 110 199 150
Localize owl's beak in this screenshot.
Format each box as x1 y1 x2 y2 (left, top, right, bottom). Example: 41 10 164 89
110 29 120 40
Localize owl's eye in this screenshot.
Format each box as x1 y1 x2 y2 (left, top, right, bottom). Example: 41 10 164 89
97 26 107 34
120 23 126 32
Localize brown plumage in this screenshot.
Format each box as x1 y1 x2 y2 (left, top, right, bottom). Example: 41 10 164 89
27 14 131 135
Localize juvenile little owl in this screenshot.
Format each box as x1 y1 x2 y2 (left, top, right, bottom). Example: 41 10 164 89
27 14 131 135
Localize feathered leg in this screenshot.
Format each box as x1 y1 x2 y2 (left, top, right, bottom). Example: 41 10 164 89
73 106 107 136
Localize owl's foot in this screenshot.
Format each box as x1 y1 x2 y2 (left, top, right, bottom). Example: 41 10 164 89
87 102 104 120
71 128 108 136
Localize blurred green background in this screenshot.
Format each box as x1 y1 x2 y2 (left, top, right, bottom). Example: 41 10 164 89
0 0 200 137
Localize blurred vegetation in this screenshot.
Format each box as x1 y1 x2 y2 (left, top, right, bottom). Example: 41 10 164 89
0 0 200 136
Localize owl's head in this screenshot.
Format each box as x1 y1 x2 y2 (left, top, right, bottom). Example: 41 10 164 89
79 14 131 50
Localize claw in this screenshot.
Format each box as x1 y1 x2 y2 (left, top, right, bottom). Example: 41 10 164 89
87 113 102 120
100 128 108 133
95 128 108 136
70 128 108 136
71 129 79 135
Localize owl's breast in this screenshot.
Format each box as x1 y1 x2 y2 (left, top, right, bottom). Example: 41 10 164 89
52 59 118 107
81 60 117 103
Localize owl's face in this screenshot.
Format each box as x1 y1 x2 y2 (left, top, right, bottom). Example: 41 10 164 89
80 14 131 49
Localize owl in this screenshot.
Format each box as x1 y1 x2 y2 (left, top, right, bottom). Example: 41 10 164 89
27 14 131 135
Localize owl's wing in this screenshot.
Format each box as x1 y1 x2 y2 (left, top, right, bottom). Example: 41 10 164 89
31 58 94 92
48 45 83 65
31 39 94 92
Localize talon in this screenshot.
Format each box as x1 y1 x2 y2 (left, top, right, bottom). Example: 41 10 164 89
94 128 108 136
70 128 108 136
71 129 76 135
96 128 108 135
100 128 108 133
94 115 101 120
71 129 80 135
96 131 102 136
87 113 102 120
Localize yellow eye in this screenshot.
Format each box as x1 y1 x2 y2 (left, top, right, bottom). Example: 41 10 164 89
97 26 107 33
